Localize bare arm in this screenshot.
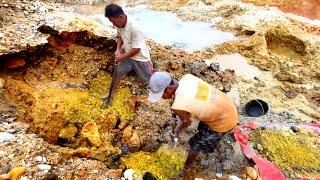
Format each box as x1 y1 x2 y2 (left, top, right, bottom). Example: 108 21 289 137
116 36 123 51
115 48 140 62
114 37 123 58
172 109 191 134
115 36 140 62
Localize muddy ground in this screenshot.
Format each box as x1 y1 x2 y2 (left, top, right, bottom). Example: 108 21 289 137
0 0 320 179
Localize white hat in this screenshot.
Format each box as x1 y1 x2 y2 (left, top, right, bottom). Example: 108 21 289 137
148 72 172 102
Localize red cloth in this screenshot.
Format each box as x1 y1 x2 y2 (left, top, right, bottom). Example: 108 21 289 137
233 122 286 180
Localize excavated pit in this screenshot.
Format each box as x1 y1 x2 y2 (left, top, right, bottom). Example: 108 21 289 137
0 28 138 165
0 26 216 179
0 25 245 179
265 32 306 61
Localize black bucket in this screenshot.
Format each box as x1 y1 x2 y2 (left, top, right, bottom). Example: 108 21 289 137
244 99 269 117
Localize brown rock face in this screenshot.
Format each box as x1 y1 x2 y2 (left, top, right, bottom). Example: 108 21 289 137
47 32 79 52
5 56 25 69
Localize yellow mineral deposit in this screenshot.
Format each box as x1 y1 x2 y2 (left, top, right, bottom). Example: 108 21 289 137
178 0 188 5
7 167 25 180
0 167 25 180
3 43 136 162
89 71 135 122
250 130 320 178
122 144 187 180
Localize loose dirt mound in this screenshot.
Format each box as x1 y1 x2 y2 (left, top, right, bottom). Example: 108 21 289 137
241 0 320 20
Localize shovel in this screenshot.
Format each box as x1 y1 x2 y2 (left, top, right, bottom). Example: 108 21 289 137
172 133 179 147
103 63 118 108
170 124 179 147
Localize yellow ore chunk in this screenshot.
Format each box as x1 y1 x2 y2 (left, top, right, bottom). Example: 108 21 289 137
8 167 25 180
80 122 102 147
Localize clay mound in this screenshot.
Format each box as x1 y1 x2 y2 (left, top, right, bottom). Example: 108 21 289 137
241 0 320 20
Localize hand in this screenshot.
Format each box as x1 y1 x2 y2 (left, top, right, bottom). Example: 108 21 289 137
114 50 121 58
174 124 183 135
115 54 125 62
114 50 123 62
174 120 191 135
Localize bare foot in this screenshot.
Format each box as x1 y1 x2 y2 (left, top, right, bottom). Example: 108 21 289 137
100 93 109 99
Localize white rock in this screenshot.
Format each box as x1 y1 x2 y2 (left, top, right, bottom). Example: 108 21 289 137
0 150 6 157
123 169 134 180
38 164 51 172
35 156 47 163
228 175 241 180
7 129 16 133
25 163 31 168
17 139 24 145
216 172 223 178
20 176 28 180
0 132 14 142
197 1 205 7
35 156 43 162
42 157 47 163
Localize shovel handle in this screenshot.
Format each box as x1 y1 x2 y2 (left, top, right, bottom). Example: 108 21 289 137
103 63 118 108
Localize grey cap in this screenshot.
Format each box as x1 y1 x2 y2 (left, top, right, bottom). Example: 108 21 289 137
148 72 172 103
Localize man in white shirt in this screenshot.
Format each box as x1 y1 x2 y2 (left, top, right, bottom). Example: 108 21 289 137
101 4 154 106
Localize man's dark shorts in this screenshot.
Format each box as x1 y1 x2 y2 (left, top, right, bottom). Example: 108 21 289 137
188 122 224 153
116 58 154 85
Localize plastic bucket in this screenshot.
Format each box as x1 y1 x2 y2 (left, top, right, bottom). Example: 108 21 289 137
244 99 269 117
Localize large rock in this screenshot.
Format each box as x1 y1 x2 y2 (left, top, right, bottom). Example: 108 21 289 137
126 100 172 152
80 122 102 147
274 71 303 84
58 124 78 145
218 132 251 172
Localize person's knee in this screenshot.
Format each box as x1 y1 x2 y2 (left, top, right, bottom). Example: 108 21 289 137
115 69 125 77
116 66 130 77
115 60 132 76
